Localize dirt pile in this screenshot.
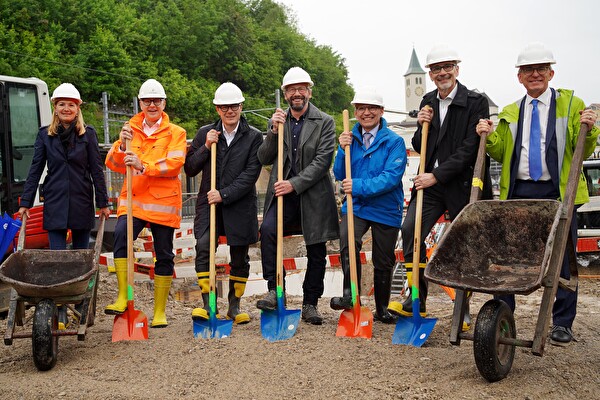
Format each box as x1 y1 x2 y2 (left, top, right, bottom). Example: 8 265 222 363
1 262 599 399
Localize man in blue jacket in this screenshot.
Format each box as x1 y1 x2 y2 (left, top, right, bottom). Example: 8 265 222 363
330 87 407 323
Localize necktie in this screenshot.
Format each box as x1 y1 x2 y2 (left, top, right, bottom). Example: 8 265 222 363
363 132 372 150
529 99 542 181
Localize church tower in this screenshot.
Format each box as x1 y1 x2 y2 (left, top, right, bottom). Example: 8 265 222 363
404 48 426 114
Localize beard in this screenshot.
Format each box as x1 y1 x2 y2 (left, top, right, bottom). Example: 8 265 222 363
287 95 307 112
435 75 455 92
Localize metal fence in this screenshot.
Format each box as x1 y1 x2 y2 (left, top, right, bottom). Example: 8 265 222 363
104 167 265 221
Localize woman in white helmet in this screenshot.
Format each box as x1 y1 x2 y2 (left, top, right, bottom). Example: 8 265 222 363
18 83 111 329
19 83 110 246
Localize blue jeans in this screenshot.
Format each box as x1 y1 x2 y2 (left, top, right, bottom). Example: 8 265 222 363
47 229 91 250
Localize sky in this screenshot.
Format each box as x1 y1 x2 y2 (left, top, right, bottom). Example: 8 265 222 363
276 0 599 122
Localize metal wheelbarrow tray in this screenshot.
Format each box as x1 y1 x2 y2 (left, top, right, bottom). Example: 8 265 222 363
426 199 562 295
0 249 97 299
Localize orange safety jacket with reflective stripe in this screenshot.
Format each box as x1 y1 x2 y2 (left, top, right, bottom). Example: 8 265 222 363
105 112 187 228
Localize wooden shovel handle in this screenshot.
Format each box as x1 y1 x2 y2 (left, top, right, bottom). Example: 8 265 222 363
276 122 284 289
412 106 432 290
126 134 134 287
342 110 359 304
209 142 217 295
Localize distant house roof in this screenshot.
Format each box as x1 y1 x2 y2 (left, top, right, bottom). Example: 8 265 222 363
472 89 498 108
404 48 425 76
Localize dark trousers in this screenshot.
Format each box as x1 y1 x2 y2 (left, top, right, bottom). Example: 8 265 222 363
194 226 250 279
113 215 175 277
48 229 91 250
260 193 326 306
340 214 398 278
497 180 578 328
402 184 448 264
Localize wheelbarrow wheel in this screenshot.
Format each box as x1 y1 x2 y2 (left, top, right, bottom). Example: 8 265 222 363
32 299 59 371
473 299 516 382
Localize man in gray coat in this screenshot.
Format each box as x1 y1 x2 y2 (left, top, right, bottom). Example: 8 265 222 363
256 67 339 325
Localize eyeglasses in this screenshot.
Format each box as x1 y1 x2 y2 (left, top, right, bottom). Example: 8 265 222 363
285 86 309 95
140 98 164 107
217 104 241 112
519 65 551 76
355 105 382 114
430 63 457 74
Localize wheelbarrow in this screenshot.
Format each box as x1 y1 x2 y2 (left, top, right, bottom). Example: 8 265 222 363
425 125 589 382
0 215 106 371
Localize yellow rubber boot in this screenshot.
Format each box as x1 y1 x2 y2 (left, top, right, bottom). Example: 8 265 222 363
191 272 210 320
387 263 428 317
151 275 172 328
104 258 128 315
227 276 250 324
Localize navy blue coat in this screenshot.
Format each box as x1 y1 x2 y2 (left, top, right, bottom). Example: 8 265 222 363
20 125 109 231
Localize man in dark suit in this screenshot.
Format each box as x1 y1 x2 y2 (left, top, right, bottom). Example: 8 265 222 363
185 82 263 325
388 45 490 327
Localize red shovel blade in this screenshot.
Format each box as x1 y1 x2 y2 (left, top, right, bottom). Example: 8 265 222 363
336 305 373 339
112 301 148 342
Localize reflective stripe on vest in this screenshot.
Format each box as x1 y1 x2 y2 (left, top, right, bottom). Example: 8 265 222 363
119 198 180 215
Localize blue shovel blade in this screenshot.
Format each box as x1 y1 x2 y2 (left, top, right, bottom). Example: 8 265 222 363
260 308 301 342
392 299 437 346
192 315 233 339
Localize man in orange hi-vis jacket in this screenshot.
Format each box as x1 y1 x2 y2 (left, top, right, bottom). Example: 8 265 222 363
104 78 187 329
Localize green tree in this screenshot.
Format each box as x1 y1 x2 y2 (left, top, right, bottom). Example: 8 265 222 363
0 0 354 135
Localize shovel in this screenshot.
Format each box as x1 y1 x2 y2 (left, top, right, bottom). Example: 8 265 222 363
336 109 373 339
393 107 437 346
193 142 234 339
113 134 149 342
260 121 301 342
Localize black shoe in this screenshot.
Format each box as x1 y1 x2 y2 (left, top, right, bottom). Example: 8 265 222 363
374 309 398 324
301 304 323 325
330 296 353 310
550 325 574 346
256 290 277 311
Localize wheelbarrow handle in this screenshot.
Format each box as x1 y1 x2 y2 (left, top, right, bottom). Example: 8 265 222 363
17 213 27 251
469 129 488 204
93 214 107 264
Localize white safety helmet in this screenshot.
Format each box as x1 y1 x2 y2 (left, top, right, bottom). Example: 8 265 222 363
351 86 384 107
213 82 245 105
424 44 461 68
515 42 556 67
281 67 314 91
51 83 82 104
138 79 167 99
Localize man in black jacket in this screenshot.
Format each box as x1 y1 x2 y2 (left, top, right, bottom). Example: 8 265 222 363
184 82 263 324
388 45 490 329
